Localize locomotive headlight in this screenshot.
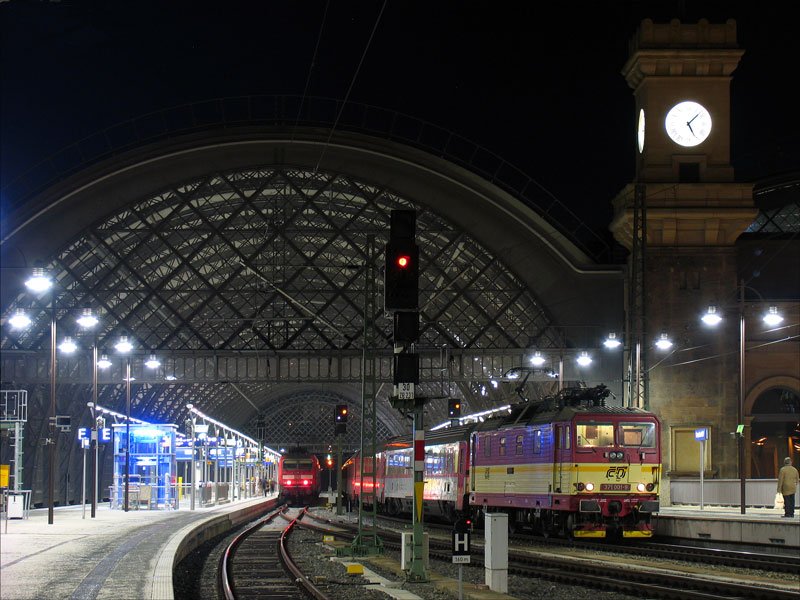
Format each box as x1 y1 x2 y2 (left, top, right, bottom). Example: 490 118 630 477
637 483 646 492
302 479 309 486
576 482 585 491
585 482 595 492
646 483 655 492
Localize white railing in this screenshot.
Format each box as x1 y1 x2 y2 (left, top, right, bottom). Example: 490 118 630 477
669 478 797 507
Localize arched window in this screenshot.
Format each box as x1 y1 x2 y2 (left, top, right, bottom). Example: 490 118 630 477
750 388 800 479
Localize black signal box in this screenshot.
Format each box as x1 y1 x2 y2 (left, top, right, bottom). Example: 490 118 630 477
394 311 419 342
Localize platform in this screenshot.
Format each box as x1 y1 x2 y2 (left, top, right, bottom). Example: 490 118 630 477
0 495 275 600
655 504 800 549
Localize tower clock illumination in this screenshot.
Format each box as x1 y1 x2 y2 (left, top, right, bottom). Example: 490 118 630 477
665 101 712 147
637 109 645 153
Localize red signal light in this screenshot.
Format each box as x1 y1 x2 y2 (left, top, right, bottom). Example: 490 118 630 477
396 255 410 268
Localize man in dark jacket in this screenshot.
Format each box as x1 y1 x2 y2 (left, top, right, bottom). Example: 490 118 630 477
777 457 799 518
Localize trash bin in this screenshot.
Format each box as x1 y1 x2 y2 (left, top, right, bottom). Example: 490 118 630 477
8 493 25 519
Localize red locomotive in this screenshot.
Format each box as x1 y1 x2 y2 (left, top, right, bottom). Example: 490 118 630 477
278 447 322 504
342 385 661 538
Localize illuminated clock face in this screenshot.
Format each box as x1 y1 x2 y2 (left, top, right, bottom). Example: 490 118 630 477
665 101 712 147
637 108 645 153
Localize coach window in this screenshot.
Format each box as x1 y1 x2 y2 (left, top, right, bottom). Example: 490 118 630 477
515 434 524 455
484 437 491 457
499 437 506 456
532 429 542 454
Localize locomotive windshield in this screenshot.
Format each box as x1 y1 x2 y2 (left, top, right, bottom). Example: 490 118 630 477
619 422 656 447
283 459 314 470
576 423 614 447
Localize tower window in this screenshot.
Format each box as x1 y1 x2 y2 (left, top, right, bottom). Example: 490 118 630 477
679 162 701 183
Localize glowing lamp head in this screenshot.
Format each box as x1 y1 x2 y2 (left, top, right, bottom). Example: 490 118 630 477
396 255 411 269
76 308 99 329
8 309 31 329
530 351 546 366
59 336 78 354
655 332 673 351
701 305 722 326
763 306 783 326
603 333 621 349
25 268 53 293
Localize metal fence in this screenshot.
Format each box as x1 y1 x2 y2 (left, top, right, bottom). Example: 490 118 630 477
669 478 797 508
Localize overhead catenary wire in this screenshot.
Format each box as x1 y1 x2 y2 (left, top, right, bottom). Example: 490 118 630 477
291 0 330 142
313 0 388 174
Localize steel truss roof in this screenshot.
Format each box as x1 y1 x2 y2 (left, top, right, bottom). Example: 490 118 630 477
2 166 562 444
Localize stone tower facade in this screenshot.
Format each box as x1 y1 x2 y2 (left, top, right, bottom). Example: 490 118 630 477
610 19 757 484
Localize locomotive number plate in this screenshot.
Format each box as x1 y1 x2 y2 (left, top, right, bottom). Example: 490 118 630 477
600 483 630 491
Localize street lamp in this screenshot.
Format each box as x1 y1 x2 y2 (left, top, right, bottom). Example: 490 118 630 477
115 335 133 512
91 353 111 517
23 267 57 525
700 280 784 514
185 403 196 510
73 308 102 518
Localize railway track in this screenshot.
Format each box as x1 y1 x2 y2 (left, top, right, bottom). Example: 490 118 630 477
303 509 800 600
378 513 800 574
220 506 330 600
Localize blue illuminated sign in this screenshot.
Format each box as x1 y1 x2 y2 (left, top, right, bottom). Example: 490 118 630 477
100 428 112 443
694 428 708 441
78 428 90 441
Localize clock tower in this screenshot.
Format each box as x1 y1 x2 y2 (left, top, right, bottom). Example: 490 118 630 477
610 19 757 486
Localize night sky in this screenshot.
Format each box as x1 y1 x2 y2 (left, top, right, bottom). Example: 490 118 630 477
2 1 798 236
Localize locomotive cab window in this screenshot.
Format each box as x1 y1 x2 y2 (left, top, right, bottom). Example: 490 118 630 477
619 422 656 447
576 423 614 447
499 437 506 456
515 434 524 455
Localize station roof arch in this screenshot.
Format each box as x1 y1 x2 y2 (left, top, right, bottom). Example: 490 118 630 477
1 105 623 449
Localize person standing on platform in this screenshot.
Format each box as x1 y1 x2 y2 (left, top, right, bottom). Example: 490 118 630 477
777 457 799 518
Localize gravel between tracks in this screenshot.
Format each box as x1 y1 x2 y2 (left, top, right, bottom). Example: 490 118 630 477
296 507 638 600
174 506 638 600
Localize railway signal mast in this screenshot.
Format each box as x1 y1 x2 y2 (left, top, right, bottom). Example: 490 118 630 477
333 405 347 514
385 209 427 582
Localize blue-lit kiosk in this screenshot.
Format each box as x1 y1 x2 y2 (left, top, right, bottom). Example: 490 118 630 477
112 423 177 509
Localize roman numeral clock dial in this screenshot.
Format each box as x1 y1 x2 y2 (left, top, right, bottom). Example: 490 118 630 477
665 101 712 147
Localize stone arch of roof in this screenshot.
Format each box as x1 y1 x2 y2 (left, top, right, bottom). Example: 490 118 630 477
0 126 624 442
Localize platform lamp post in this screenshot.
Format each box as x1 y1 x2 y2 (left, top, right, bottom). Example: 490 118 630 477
70 308 101 517
115 335 133 511
701 281 784 515
20 268 58 524
93 352 113 515
186 404 196 510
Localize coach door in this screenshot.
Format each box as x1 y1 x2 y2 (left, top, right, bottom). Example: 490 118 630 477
552 424 569 494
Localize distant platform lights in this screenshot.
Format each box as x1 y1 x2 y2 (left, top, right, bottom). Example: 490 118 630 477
430 404 512 431
92 403 151 425
184 404 278 461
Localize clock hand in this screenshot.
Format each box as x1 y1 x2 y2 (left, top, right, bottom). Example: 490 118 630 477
687 121 696 136
687 113 700 125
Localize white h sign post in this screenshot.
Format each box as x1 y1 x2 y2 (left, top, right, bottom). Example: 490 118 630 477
452 524 470 600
